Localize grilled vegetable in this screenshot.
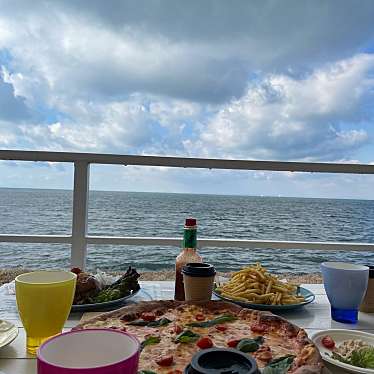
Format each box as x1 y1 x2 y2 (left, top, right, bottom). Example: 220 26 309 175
89 266 140 303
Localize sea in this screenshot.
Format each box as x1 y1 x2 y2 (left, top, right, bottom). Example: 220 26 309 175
0 188 374 274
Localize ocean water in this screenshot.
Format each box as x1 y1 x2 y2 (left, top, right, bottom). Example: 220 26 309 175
0 188 373 274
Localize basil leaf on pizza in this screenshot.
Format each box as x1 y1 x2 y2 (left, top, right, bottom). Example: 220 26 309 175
237 338 262 352
175 330 200 343
127 320 149 326
147 317 171 327
140 336 161 350
187 314 237 327
263 355 295 374
128 317 171 327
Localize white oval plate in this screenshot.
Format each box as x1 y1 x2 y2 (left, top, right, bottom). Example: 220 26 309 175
0 320 18 349
311 329 374 374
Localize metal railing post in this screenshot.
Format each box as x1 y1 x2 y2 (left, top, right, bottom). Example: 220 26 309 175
71 161 90 269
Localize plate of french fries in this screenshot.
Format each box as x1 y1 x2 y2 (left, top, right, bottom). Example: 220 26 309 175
214 263 315 311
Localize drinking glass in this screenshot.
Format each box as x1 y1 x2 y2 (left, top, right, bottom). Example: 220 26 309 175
15 271 76 354
321 262 369 324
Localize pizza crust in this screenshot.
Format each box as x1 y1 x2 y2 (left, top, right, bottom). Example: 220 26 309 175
73 300 323 373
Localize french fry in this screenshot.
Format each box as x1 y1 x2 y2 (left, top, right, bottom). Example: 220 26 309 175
216 263 306 306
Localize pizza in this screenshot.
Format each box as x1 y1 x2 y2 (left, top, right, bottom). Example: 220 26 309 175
73 300 323 373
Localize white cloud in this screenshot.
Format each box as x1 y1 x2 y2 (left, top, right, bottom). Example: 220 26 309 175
1 1 374 197
2 95 203 155
198 54 374 161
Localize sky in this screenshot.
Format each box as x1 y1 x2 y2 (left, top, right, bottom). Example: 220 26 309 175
1 0 374 199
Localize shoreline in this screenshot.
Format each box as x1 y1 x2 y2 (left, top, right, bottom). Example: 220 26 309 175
0 268 323 286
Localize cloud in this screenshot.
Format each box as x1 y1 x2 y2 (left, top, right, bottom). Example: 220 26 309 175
1 1 374 104
197 54 374 161
0 1 374 198
0 68 30 121
1 54 373 164
2 95 204 154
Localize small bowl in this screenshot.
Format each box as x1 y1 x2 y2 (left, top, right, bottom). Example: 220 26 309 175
37 329 140 374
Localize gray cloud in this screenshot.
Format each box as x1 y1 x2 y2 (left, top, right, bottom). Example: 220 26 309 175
1 1 374 103
0 0 373 170
0 74 30 121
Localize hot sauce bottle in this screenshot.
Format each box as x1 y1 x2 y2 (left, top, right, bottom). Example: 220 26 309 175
174 218 202 301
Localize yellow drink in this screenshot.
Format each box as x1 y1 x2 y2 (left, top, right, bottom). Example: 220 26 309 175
15 271 76 354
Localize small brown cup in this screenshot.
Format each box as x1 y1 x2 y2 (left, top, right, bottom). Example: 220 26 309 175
360 266 374 313
182 263 216 302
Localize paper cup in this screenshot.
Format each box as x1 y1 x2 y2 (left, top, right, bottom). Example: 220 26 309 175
182 263 216 301
37 329 140 374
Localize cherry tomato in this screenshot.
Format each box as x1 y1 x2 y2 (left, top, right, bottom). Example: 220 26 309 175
197 337 213 349
321 335 335 349
156 355 174 367
195 313 205 321
215 325 227 332
71 267 82 274
141 312 156 322
227 339 240 348
251 323 267 333
174 324 183 334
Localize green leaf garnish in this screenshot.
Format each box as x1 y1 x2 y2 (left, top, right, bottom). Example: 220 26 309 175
236 337 263 353
140 336 161 350
330 351 351 365
175 330 200 343
127 318 171 327
187 314 237 328
147 317 171 327
127 320 149 326
263 355 295 374
350 347 374 369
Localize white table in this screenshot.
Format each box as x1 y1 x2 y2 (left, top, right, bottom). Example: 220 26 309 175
1 281 373 373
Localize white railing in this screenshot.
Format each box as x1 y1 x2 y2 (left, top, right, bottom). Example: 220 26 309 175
1 149 374 269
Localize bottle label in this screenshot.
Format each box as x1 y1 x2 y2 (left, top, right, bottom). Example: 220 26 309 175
183 228 197 248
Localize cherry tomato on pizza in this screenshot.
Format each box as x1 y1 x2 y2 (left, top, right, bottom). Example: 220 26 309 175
227 339 240 348
141 312 156 322
173 324 183 334
195 313 205 321
156 355 174 367
197 337 213 349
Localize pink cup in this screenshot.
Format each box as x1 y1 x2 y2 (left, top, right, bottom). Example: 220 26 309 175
37 329 140 374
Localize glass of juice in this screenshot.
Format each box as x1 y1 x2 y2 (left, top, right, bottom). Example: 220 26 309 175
15 271 77 354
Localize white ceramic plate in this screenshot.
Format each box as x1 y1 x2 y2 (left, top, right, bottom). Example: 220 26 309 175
311 329 374 374
0 320 18 349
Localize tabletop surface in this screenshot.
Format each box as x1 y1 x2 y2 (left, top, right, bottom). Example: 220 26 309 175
1 281 373 374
